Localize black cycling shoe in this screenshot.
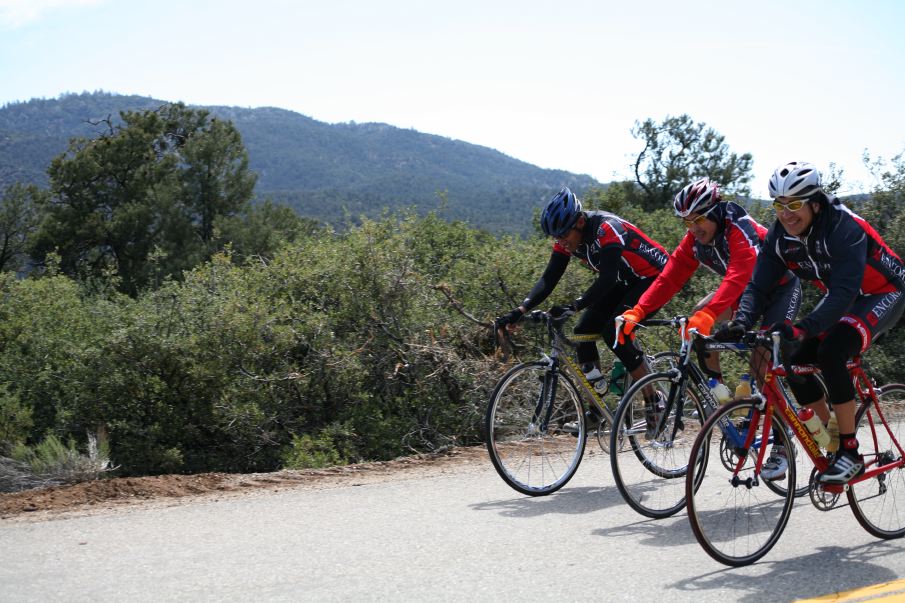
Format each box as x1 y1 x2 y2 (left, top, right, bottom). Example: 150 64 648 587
564 408 603 437
817 449 865 484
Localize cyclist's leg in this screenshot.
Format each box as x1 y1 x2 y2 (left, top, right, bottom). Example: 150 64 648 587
573 285 629 371
819 292 905 483
785 338 830 419
602 278 655 382
608 278 669 434
757 277 804 481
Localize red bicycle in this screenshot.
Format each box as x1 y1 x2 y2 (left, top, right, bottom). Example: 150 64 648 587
685 330 905 566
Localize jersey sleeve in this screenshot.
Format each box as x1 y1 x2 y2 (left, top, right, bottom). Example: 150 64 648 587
635 232 699 315
734 225 791 328
521 250 570 310
797 220 867 336
704 224 760 317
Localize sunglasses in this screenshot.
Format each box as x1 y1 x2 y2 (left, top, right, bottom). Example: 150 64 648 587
679 203 717 228
553 227 579 244
681 214 710 228
773 198 807 213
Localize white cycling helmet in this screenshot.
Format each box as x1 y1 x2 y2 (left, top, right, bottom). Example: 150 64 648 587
768 161 822 198
673 178 720 217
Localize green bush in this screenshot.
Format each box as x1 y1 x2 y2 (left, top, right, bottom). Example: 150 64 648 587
1 433 112 492
2 195 904 480
281 424 354 469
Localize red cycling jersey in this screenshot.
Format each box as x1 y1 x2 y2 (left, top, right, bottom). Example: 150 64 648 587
634 202 773 318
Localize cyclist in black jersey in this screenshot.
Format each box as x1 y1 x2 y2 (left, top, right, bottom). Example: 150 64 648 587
495 188 670 433
717 162 905 484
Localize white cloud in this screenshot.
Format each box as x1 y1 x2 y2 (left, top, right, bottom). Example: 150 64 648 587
0 0 105 28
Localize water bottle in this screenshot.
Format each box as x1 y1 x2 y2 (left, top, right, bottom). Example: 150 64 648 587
609 360 626 396
732 374 753 417
826 413 840 453
708 377 732 405
734 374 752 400
798 407 830 448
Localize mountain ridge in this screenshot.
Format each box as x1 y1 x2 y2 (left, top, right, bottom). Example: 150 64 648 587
0 91 601 233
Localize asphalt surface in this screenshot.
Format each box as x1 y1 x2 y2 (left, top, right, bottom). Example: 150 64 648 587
2 449 905 602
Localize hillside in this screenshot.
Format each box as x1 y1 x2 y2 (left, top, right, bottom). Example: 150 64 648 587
0 92 600 233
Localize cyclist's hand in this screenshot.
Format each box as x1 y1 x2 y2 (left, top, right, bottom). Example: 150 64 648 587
767 320 807 374
548 303 577 320
767 320 806 343
713 320 747 342
616 305 645 345
494 308 524 330
683 308 716 339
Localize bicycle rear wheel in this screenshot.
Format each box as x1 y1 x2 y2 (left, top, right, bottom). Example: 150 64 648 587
486 361 585 496
848 383 905 539
686 399 796 566
609 372 706 519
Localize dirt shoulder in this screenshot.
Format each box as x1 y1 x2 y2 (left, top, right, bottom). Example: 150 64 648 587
0 445 489 522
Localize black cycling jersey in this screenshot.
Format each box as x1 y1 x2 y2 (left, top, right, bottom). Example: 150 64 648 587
735 195 905 337
522 211 668 311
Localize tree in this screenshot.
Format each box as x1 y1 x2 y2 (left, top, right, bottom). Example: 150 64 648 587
30 103 257 295
0 183 42 273
178 118 256 244
631 114 754 211
214 199 323 262
862 149 905 236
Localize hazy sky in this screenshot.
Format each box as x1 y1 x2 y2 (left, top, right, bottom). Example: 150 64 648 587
2 0 904 196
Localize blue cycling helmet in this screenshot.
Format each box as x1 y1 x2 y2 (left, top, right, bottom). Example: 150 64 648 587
541 188 583 237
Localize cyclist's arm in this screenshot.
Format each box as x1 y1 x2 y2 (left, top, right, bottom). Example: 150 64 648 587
634 233 698 315
521 249 570 311
797 223 867 337
705 224 759 317
733 226 789 327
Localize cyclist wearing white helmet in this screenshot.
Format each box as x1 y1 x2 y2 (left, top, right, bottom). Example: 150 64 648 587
717 161 905 484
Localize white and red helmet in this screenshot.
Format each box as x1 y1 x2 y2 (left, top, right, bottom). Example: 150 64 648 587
673 178 721 218
768 161 822 198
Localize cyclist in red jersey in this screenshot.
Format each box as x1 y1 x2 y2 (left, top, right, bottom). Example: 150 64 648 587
718 162 905 484
616 178 802 479
495 188 669 433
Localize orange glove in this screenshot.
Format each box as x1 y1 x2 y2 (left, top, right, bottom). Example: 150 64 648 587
683 307 716 339
616 305 645 345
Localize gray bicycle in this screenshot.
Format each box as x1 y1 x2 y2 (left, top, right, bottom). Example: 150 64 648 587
485 311 675 496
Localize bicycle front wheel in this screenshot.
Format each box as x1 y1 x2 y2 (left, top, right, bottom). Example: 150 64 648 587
848 383 905 539
486 362 585 496
686 399 796 566
609 371 706 519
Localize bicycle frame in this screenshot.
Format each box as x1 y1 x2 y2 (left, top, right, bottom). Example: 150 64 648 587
543 320 617 425
732 333 905 493
524 312 669 430
645 322 751 444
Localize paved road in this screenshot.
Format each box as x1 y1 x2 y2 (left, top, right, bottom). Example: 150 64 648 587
2 449 905 602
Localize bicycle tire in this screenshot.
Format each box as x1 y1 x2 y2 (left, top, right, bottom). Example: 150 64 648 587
485 361 585 496
609 371 707 519
847 383 905 539
686 399 796 566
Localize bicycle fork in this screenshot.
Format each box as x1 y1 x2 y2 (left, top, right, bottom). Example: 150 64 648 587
532 361 559 434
